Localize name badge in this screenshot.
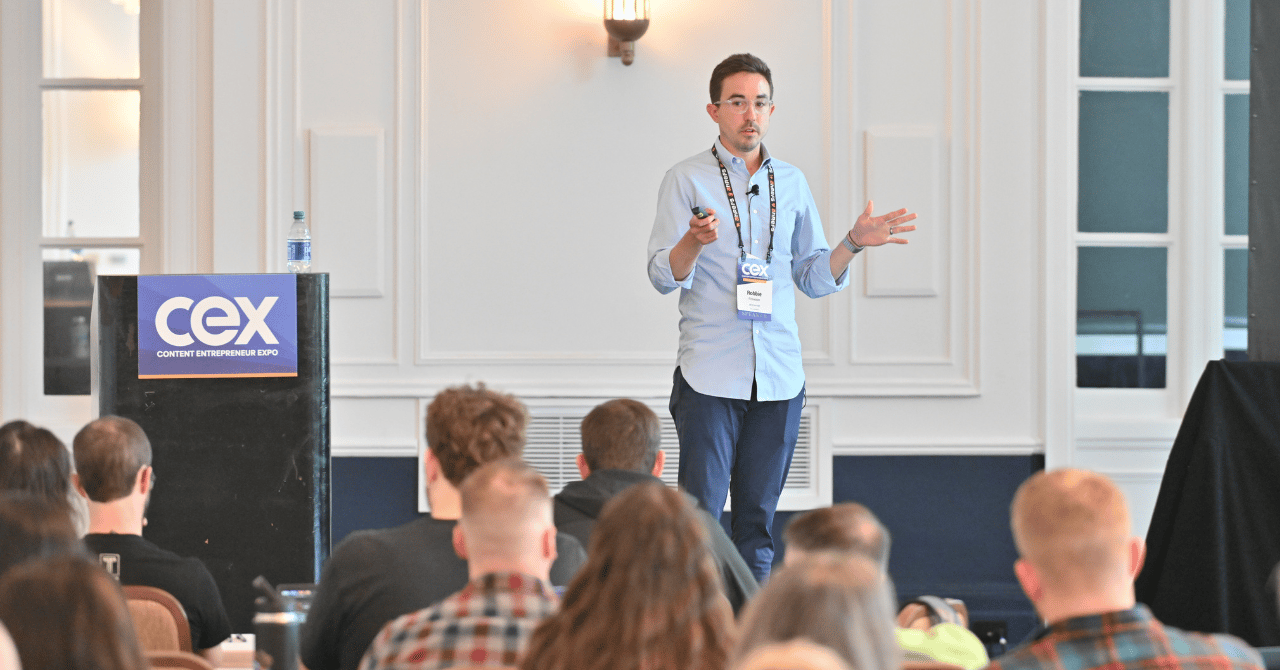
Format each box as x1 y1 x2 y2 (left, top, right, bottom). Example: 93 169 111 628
737 255 773 321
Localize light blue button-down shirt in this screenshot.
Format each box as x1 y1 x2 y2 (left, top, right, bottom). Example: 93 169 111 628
647 139 849 401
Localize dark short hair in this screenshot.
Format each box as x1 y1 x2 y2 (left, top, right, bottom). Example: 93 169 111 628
710 53 773 103
426 383 528 485
579 399 660 473
784 503 891 569
0 492 81 578
72 416 152 503
0 420 72 504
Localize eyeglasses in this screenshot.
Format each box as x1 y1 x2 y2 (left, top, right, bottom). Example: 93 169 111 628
713 98 773 114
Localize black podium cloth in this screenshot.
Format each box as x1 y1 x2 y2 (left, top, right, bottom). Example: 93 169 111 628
97 274 330 632
1135 361 1280 647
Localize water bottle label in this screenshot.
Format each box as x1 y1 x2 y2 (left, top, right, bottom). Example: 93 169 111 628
287 240 311 262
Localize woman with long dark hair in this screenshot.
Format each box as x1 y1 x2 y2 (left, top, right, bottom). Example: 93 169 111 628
521 482 735 670
0 420 83 534
0 554 149 670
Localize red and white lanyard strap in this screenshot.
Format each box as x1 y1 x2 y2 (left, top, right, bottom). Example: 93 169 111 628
711 145 777 263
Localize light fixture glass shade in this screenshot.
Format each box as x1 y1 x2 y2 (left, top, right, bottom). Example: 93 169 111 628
604 0 649 22
604 0 650 65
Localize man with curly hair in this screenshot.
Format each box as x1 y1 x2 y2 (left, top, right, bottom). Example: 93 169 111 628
301 384 586 670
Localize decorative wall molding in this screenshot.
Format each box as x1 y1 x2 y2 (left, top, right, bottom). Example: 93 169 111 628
332 440 420 458
161 0 207 274
840 0 979 394
309 128 388 299
263 0 299 275
833 438 1042 457
863 126 943 298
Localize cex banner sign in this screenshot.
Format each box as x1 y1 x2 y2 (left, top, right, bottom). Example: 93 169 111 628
138 275 298 379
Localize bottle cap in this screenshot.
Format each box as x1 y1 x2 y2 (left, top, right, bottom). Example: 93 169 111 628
293 211 305 219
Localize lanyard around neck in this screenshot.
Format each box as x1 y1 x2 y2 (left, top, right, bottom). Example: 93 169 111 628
711 145 777 263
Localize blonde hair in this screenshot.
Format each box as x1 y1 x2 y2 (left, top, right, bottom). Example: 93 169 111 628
458 458 551 554
521 483 734 670
733 553 901 670
1011 468 1132 589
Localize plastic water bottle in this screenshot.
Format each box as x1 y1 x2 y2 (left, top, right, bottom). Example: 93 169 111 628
286 210 311 273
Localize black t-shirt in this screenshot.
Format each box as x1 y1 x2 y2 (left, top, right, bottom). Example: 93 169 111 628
299 516 587 670
84 533 232 650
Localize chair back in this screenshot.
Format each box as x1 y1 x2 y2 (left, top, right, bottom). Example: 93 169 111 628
123 585 193 653
146 650 215 670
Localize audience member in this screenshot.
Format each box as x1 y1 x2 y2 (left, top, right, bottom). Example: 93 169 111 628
784 503 988 669
0 554 148 670
523 482 736 670
72 416 232 662
733 640 853 670
0 492 81 578
733 552 901 670
361 458 560 670
0 419 86 535
553 398 758 613
302 384 588 670
988 468 1263 670
783 502 889 567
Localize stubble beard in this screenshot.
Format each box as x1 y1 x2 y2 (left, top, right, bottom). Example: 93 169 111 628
729 129 763 155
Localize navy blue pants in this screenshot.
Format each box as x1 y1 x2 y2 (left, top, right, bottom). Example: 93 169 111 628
669 367 803 581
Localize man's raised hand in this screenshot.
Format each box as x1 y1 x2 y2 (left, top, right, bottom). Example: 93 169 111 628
848 200 918 247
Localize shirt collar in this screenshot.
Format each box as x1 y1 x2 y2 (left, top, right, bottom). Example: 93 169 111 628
466 571 556 599
712 137 771 176
1039 604 1154 639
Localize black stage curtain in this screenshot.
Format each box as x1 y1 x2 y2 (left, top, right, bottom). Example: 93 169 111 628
1135 361 1280 647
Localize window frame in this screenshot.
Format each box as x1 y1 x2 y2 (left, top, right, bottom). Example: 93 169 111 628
0 0 165 435
1046 0 1248 464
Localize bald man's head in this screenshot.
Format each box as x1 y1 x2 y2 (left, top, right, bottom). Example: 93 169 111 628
1011 469 1133 591
458 458 553 561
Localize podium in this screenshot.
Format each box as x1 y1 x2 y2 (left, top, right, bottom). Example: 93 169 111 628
1135 360 1280 647
96 274 330 633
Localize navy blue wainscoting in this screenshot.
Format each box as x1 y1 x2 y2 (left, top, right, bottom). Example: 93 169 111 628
331 454 1044 646
330 457 424 546
829 455 1044 646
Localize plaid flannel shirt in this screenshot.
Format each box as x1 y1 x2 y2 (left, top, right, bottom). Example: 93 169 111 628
988 606 1263 670
359 572 557 670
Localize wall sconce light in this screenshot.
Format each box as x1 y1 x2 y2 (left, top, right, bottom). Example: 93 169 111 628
604 0 650 66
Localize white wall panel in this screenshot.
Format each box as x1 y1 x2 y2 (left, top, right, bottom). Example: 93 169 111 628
331 396 419 457
309 129 387 299
211 0 265 274
863 128 941 298
416 0 828 364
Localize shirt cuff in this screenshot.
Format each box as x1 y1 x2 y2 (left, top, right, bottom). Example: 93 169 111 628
823 248 851 291
651 249 695 291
